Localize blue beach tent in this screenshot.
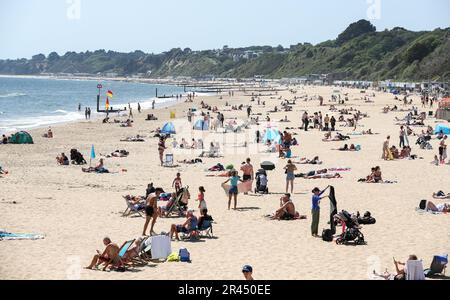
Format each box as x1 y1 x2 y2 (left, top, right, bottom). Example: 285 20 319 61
263 128 281 144
161 122 176 134
194 120 209 131
435 124 450 135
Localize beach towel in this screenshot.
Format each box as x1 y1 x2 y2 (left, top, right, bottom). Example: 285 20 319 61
406 260 426 280
328 168 351 172
0 231 45 241
328 186 338 234
150 235 171 260
221 181 253 195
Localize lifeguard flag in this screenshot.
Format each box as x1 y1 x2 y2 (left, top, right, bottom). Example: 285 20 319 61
105 97 110 110
107 90 113 98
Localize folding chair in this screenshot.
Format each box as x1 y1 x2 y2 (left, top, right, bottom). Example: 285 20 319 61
122 197 145 218
164 154 174 167
424 255 448 277
198 220 214 238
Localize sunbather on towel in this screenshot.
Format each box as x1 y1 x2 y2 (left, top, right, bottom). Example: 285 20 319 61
426 201 450 213
82 159 109 173
296 169 342 179
85 237 120 271
169 210 198 241
270 194 300 220
296 156 322 165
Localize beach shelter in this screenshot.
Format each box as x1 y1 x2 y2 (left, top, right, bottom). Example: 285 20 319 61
161 122 176 135
8 131 34 144
434 124 450 135
193 120 209 131
262 128 281 144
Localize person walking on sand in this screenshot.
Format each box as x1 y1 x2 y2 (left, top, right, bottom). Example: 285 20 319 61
399 126 406 148
382 136 390 160
439 135 447 164
284 160 297 194
129 107 133 119
240 158 254 195
78 103 81 112
85 107 88 120
152 100 156 110
137 103 141 113
87 107 91 119
158 137 167 166
311 186 330 237
223 170 243 210
143 188 164 236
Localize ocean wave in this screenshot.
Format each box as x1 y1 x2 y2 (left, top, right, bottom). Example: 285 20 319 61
52 109 69 114
0 92 27 98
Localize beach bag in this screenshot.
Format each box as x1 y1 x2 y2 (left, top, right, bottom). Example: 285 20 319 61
167 252 180 262
419 200 427 210
179 248 191 262
322 229 334 242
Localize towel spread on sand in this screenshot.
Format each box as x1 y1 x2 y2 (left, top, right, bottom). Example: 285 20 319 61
0 231 45 241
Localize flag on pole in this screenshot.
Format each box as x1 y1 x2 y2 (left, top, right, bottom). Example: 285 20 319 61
107 90 113 98
105 97 110 110
90 145 96 160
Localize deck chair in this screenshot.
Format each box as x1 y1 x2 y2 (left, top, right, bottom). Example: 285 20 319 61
163 154 174 167
424 255 448 277
122 197 145 218
166 187 189 217
109 239 135 271
198 220 214 238
139 237 153 261
406 260 426 280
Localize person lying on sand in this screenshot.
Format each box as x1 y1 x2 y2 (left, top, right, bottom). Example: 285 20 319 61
270 194 300 220
296 156 322 165
85 237 120 271
178 158 203 165
433 191 450 199
120 135 145 142
296 169 342 179
337 144 358 151
426 201 450 213
0 165 8 175
373 255 420 280
169 210 198 241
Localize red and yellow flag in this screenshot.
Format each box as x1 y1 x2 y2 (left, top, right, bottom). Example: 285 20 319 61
107 90 113 98
106 97 110 110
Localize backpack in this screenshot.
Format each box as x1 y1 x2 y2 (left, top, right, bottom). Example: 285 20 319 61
322 229 334 242
179 248 191 262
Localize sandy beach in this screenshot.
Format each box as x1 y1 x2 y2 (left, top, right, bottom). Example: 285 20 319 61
1 84 449 280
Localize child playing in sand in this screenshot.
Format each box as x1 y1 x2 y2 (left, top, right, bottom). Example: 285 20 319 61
172 173 182 193
197 186 207 211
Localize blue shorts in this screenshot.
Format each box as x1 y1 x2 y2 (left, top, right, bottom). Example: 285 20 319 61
229 186 238 195
286 173 295 181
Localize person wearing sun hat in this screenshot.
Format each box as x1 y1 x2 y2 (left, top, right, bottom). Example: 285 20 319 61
242 265 254 280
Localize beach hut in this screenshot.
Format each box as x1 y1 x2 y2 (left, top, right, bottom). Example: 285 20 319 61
434 124 450 135
8 131 34 144
262 128 281 144
193 120 209 131
161 122 176 135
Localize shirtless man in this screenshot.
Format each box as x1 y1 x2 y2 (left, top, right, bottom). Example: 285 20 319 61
272 194 297 220
143 188 164 236
240 158 254 195
85 237 120 271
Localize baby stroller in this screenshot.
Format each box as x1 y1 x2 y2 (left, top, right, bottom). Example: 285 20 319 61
334 210 365 245
70 149 87 165
254 169 269 194
416 136 433 150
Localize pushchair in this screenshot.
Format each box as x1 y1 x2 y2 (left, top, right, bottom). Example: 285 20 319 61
416 136 433 150
70 149 87 165
334 210 365 245
254 169 269 194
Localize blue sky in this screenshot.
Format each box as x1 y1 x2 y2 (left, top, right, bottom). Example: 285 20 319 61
1 0 449 59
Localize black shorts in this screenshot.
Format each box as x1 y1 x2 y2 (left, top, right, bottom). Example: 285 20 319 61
145 206 154 216
243 174 252 181
439 147 444 156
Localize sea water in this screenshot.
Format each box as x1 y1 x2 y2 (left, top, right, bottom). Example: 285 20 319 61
0 76 186 134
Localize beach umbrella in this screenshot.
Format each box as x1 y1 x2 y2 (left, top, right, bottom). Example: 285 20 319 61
260 161 276 171
90 145 96 167
262 128 281 144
